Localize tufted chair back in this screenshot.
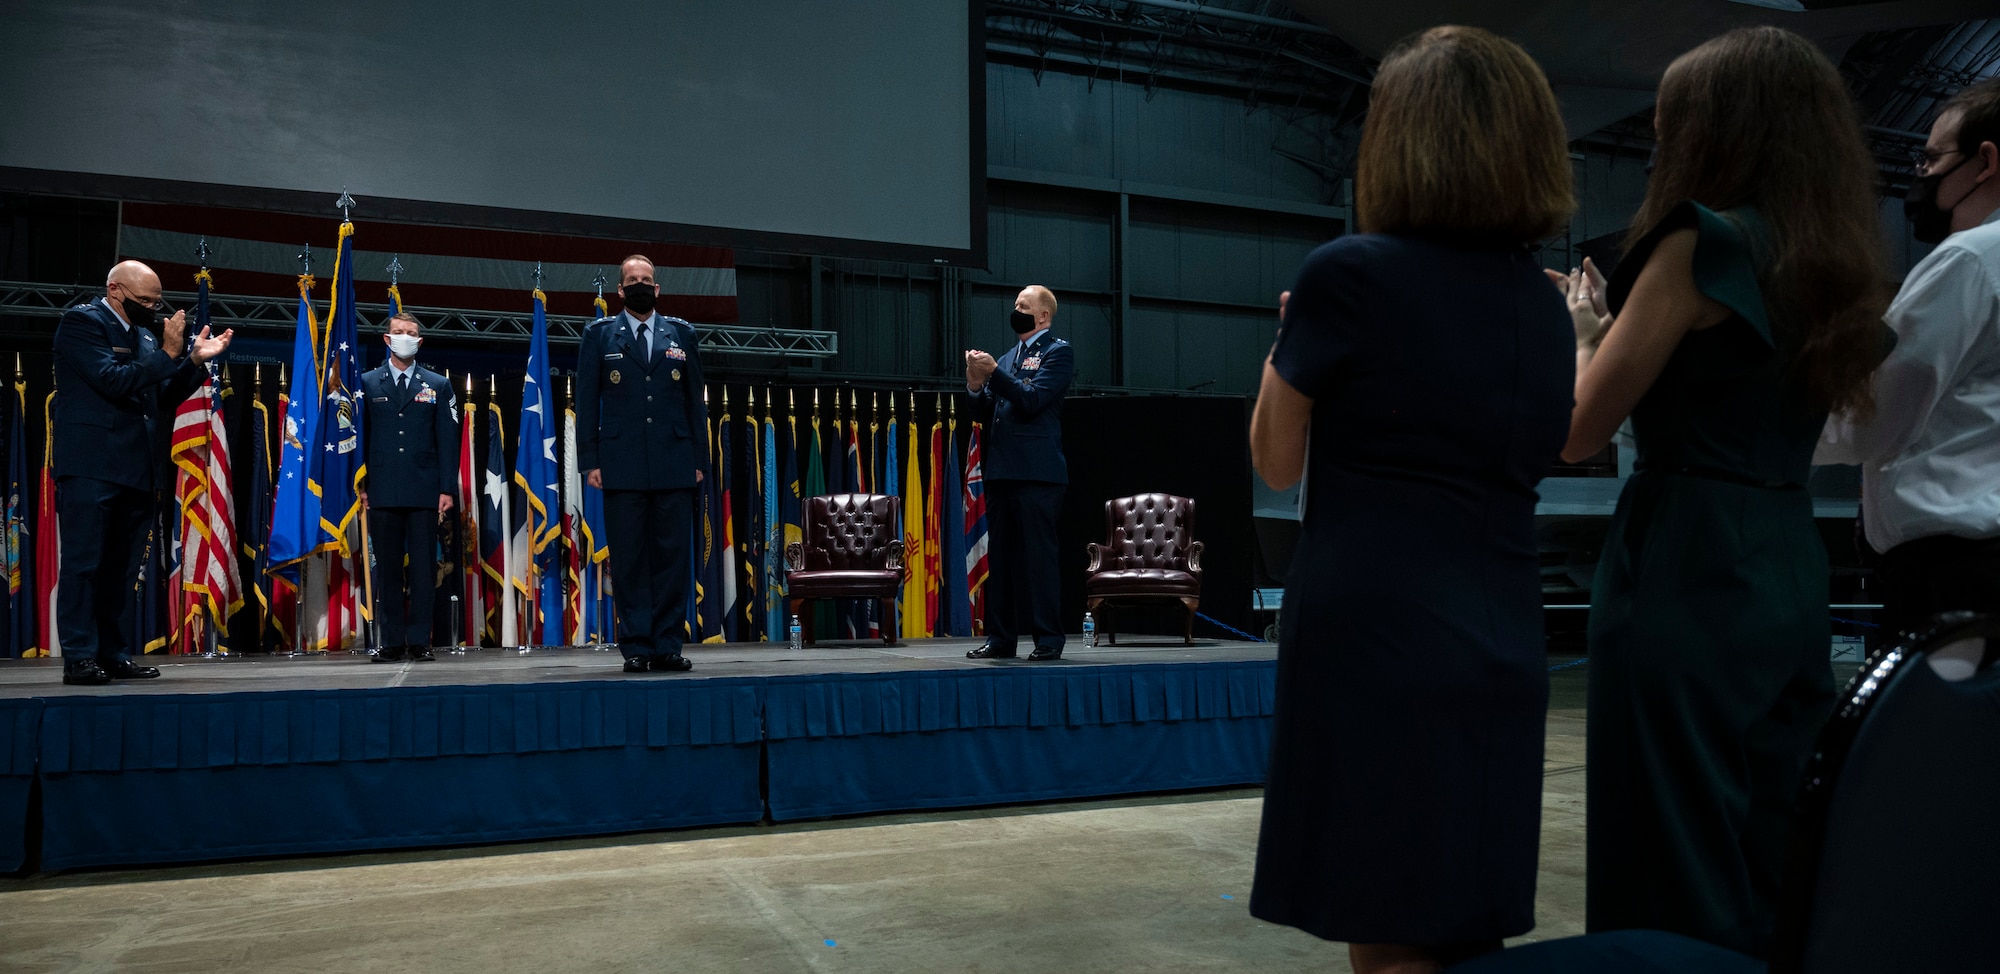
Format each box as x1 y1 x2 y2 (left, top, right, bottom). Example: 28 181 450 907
1103 493 1196 571
805 494 900 570
1084 493 1204 645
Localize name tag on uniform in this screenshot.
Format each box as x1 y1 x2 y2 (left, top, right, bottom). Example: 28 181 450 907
604 352 624 360
371 396 389 402
112 346 132 354
415 386 437 404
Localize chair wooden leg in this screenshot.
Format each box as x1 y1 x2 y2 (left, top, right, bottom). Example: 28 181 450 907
1181 598 1198 645
879 598 896 645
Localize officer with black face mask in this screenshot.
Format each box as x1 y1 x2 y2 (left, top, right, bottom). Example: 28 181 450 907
1819 78 2000 639
51 260 234 684
965 284 1075 661
576 254 710 673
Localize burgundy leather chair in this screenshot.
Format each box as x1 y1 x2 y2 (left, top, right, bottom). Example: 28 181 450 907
784 493 905 645
1084 493 1204 645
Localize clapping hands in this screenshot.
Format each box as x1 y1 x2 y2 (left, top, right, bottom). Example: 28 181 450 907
1545 257 1612 348
964 349 998 388
162 307 235 363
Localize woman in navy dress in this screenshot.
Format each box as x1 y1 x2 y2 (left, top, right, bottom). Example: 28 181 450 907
1248 26 1577 974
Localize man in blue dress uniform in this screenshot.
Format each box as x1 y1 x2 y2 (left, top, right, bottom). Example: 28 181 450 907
360 313 459 662
964 284 1075 661
576 255 710 674
52 260 233 684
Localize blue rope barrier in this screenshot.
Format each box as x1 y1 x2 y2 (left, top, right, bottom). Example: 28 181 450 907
1196 611 1267 642
1548 659 1589 673
1832 616 1881 629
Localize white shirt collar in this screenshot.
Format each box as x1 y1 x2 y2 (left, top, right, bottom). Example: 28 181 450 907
99 297 131 332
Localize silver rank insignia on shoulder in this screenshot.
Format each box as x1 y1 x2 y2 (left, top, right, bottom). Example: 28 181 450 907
610 370 622 384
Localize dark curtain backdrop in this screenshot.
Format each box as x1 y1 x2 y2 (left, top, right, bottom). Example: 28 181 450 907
1058 396 1252 639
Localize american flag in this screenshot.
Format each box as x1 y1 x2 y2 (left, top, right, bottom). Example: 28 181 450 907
169 367 243 653
963 423 988 634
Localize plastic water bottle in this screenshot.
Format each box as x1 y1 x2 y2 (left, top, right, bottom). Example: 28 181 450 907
789 614 803 651
1083 611 1096 647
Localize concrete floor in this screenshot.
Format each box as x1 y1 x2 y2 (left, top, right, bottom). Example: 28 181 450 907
0 664 1599 973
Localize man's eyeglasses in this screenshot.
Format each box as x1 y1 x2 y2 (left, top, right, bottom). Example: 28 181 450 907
1914 147 1964 169
111 282 169 311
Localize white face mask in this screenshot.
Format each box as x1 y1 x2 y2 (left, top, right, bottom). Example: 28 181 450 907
387 334 421 359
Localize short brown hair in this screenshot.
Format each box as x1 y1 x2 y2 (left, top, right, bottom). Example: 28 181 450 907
1941 76 2000 159
386 312 421 331
1355 25 1574 241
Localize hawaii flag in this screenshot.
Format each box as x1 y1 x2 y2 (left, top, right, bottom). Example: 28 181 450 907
964 423 989 635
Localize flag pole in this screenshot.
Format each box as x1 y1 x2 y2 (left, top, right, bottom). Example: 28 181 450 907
250 361 264 652
344 193 377 656
465 371 477 652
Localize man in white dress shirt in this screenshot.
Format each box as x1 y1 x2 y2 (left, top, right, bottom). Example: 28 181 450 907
1818 78 2000 638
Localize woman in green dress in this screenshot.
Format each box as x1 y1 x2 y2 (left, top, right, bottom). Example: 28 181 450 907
1551 27 1890 956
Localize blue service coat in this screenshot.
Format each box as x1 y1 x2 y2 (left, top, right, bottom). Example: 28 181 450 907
360 362 461 509
52 299 207 491
970 329 1074 484
575 313 710 490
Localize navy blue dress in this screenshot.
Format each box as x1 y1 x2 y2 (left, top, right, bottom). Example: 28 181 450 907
1250 233 1574 946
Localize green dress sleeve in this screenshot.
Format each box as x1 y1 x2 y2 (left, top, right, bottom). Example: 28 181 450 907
1608 200 1773 348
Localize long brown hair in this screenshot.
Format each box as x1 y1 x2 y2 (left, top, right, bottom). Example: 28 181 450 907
1633 26 1887 417
1357 25 1574 241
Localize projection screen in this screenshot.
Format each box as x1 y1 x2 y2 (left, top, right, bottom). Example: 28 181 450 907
0 0 982 263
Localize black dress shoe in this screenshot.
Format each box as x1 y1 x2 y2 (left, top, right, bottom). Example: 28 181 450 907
371 646 407 663
410 647 436 662
967 642 1017 659
105 659 163 679
652 655 694 673
622 657 650 674
63 660 113 686
1026 646 1064 661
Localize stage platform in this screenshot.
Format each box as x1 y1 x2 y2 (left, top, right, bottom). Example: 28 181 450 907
0 638 1277 873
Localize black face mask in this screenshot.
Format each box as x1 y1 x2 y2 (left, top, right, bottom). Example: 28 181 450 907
1008 309 1037 335
622 283 658 314
1905 153 1972 244
120 294 168 330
